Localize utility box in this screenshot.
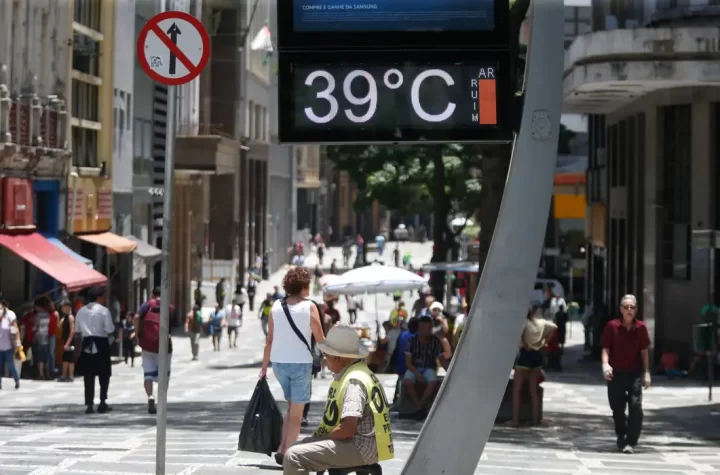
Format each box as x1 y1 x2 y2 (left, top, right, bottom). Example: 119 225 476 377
0 178 35 229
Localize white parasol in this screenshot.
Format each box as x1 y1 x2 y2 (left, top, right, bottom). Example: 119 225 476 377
322 264 425 296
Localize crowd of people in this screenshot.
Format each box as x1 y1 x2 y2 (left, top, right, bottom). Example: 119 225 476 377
0 237 683 468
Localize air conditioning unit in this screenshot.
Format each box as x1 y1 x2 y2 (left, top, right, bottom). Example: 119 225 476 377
0 178 35 229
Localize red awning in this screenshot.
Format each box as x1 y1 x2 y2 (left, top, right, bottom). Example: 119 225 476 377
0 233 107 291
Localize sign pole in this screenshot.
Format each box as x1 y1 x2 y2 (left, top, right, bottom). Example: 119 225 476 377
156 82 176 475
156 2 176 472
401 2 565 473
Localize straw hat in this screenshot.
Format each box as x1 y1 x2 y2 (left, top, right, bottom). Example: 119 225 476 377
317 325 369 359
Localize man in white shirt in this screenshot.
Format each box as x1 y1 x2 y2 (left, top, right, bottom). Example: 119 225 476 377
226 298 242 348
75 286 115 414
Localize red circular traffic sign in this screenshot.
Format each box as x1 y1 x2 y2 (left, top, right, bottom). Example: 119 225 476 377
137 11 210 86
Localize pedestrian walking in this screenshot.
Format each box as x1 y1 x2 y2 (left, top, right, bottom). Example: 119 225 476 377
259 266 326 466
122 312 136 367
75 286 114 414
259 293 272 337
32 297 55 380
226 298 242 348
216 278 227 306
0 298 21 389
185 304 203 361
135 288 175 415
58 300 76 381
247 275 258 311
601 294 651 454
208 303 226 351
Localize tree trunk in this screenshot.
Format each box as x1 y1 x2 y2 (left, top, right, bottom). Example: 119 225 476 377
477 150 511 271
430 146 449 302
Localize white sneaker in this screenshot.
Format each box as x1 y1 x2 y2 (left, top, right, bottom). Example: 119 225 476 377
622 445 634 454
320 369 326 379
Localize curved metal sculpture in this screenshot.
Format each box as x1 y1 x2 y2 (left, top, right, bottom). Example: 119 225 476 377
401 1 565 474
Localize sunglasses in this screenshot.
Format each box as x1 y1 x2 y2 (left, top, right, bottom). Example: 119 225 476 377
622 305 636 310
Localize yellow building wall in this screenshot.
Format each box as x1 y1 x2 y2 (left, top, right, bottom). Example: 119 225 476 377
65 0 115 234
100 0 115 175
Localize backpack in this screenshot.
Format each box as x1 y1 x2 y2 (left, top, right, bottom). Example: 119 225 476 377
194 309 203 326
139 299 173 354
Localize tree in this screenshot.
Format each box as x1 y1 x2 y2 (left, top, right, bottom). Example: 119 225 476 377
475 0 531 272
327 143 484 297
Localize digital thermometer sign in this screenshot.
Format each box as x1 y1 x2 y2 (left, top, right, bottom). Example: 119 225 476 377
278 51 512 144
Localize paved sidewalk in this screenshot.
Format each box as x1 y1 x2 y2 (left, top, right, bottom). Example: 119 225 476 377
0 248 719 474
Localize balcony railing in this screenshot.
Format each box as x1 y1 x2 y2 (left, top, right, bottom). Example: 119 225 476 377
176 123 235 140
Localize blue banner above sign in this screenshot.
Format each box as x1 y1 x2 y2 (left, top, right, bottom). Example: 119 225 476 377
292 0 495 33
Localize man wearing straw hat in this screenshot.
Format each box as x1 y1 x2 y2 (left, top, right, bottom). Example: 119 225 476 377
283 325 394 474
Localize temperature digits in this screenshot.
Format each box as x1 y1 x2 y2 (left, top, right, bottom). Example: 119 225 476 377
303 68 456 124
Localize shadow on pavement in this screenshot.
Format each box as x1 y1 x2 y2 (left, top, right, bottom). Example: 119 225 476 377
491 406 720 453
1 399 718 453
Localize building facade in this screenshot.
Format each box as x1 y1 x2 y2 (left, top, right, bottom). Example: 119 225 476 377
566 0 720 358
268 0 297 271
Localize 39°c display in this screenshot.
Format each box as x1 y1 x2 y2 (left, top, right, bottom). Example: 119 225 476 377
279 57 513 144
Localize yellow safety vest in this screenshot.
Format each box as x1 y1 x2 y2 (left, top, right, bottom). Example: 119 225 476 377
314 362 394 462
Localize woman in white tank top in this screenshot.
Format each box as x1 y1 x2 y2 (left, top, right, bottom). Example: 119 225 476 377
259 267 325 465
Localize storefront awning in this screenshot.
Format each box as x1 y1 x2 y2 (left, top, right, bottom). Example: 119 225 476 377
128 236 161 262
46 237 94 268
76 232 138 254
0 233 107 291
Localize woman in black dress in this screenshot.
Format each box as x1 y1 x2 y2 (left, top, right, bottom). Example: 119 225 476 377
58 300 75 382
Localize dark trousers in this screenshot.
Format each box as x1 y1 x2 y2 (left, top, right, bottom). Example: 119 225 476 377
83 353 110 406
607 371 643 447
248 294 255 311
303 403 310 419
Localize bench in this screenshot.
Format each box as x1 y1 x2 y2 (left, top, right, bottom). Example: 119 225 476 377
390 374 543 423
390 376 444 417
317 464 383 475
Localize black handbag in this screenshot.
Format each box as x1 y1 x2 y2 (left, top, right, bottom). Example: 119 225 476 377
280 299 322 375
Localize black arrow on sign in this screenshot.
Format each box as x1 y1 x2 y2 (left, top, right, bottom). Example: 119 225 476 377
166 22 182 75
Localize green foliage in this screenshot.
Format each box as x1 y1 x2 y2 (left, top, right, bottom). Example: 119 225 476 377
557 123 576 155
326 144 484 218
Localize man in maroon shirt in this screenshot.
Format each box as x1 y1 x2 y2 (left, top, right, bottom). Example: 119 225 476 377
601 294 651 454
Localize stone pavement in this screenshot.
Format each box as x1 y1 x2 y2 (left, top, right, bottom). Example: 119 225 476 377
1 244 720 474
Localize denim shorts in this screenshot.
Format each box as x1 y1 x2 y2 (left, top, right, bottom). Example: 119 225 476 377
403 368 438 383
272 362 313 404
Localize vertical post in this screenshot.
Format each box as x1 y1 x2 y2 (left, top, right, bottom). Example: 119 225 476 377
710 245 715 402
401 2 564 473
155 76 176 475
569 259 574 338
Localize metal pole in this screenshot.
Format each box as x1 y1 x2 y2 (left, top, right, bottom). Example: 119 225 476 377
401 1 564 473
569 259 573 339
710 246 715 402
155 79 177 475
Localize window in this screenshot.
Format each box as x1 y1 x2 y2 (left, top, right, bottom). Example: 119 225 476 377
661 105 692 280
71 79 99 122
74 0 102 31
133 118 143 157
247 101 254 139
609 124 618 187
254 104 262 140
133 118 153 160
126 94 132 130
72 35 100 76
71 126 99 167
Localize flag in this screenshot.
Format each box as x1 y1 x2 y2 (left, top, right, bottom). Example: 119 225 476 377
250 25 273 52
